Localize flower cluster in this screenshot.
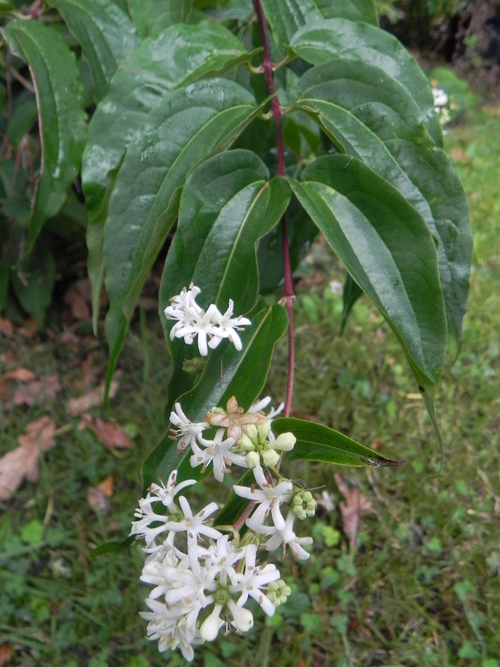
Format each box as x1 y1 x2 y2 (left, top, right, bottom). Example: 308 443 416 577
132 396 315 661
164 285 251 356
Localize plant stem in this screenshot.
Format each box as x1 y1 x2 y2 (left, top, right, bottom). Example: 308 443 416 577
253 0 295 417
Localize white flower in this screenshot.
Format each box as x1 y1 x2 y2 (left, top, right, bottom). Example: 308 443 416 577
189 428 247 482
165 496 222 545
233 465 293 532
230 544 280 616
164 285 251 356
260 509 313 560
210 299 252 351
169 403 209 452
432 87 448 108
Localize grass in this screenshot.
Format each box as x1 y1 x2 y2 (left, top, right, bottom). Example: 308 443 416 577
1 104 499 667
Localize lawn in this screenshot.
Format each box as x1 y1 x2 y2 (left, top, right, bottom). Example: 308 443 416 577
0 104 499 667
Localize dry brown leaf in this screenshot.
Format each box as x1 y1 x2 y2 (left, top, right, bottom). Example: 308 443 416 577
68 379 119 416
0 416 56 500
334 473 372 552
13 375 62 407
0 645 14 667
63 286 91 320
87 476 114 513
3 367 37 382
0 317 14 337
78 414 131 450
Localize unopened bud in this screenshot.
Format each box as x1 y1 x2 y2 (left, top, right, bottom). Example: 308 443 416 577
262 448 280 467
257 420 271 441
246 451 260 469
238 434 255 452
272 432 296 452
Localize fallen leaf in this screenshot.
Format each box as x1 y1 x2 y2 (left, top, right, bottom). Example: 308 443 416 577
0 317 14 337
67 379 119 416
3 367 37 382
334 473 372 552
0 416 56 500
78 414 131 450
63 285 91 320
87 476 114 513
13 375 62 407
0 645 13 667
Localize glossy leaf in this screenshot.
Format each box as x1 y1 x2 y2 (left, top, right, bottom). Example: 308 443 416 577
160 150 290 404
1 20 86 254
293 59 472 346
129 0 193 38
290 18 442 146
260 0 377 47
47 0 138 103
90 535 136 558
273 417 405 467
104 79 260 392
82 21 253 330
141 299 288 493
340 273 363 334
289 154 447 390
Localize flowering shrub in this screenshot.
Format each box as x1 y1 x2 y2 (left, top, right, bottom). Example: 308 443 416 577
1 0 472 660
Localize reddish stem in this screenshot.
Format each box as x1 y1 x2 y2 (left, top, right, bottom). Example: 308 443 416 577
253 0 295 416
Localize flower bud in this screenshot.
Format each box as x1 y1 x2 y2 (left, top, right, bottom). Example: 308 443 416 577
272 432 296 452
238 434 255 452
267 579 291 606
257 420 271 441
245 451 260 469
245 424 258 441
262 448 280 467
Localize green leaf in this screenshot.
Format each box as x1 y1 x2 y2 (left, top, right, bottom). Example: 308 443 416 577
6 95 37 148
46 0 139 103
141 299 288 493
293 59 472 347
273 417 405 467
104 79 260 393
290 18 442 146
1 20 87 254
160 150 290 404
129 0 193 38
0 265 8 310
260 0 377 47
289 154 447 390
89 535 136 558
82 21 253 331
340 273 363 334
11 238 55 324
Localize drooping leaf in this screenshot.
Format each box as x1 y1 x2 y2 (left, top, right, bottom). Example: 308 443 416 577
273 417 405 467
290 18 442 146
141 299 288 493
10 237 55 325
260 0 378 47
104 79 261 393
160 149 290 405
292 59 472 346
46 0 139 102
81 21 254 330
289 154 447 391
1 20 86 254
340 273 363 334
129 0 193 38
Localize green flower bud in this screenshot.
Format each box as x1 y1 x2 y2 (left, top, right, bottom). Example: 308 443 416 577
272 432 296 451
245 424 258 441
257 420 271 441
245 451 260 469
262 448 280 467
238 434 256 452
292 489 317 519
267 579 291 606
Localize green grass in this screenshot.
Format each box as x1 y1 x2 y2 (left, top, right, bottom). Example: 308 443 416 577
1 105 499 667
